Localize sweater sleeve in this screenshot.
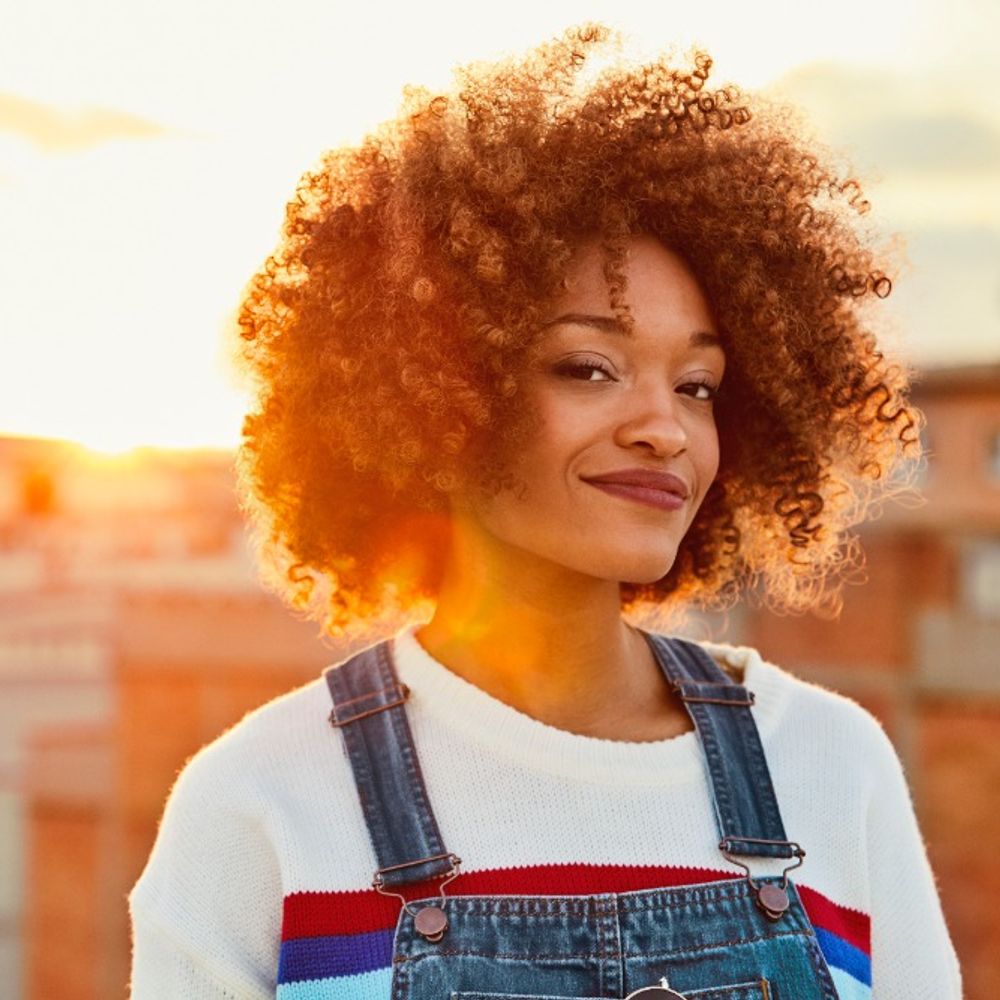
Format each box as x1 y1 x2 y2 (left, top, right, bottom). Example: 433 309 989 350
864 723 962 999
128 743 283 999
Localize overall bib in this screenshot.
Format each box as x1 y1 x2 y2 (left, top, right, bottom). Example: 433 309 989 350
323 631 842 1000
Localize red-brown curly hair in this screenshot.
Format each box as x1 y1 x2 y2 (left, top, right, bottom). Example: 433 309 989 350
235 24 919 635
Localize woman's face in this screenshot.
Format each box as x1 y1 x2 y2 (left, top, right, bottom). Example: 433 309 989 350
462 234 725 586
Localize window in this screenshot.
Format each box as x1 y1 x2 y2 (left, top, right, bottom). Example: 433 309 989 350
964 541 1000 618
989 430 1000 481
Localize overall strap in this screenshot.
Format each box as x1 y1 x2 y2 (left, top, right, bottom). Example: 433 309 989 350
325 640 457 888
643 632 800 861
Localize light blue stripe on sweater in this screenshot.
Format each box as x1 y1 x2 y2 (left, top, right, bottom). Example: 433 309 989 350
829 965 872 1000
276 966 392 1000
275 959 870 1000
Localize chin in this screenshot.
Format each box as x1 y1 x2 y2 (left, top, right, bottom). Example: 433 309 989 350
617 566 676 586
587 547 679 587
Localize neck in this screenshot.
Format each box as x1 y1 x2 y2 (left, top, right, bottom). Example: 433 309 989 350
415 512 686 740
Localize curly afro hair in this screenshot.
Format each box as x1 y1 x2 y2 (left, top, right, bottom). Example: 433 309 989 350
235 23 919 635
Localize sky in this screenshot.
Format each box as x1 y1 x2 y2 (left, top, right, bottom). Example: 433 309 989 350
1 0 998 451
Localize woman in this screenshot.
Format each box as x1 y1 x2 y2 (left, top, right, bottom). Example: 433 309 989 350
129 24 961 999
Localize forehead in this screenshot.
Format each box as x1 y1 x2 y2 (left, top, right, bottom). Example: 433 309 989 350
545 235 718 339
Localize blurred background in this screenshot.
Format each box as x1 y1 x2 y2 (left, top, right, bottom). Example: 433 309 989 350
1 0 998 997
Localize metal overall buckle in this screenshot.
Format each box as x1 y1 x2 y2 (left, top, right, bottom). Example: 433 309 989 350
372 851 462 942
720 836 806 921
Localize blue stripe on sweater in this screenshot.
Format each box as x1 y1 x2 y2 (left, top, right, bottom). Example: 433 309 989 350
277 928 393 984
815 925 872 986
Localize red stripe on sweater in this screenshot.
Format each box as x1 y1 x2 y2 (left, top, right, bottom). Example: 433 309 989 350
798 883 871 956
283 864 871 954
283 863 779 939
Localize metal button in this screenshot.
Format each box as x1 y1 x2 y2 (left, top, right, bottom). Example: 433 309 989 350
413 904 448 942
755 883 790 921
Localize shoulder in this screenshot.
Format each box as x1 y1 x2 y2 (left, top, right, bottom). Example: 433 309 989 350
127 682 342 997
151 672 341 828
130 670 351 909
687 637 917 869
689 636 901 775
132 651 393 914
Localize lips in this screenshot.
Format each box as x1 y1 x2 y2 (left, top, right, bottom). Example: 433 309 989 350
581 468 690 512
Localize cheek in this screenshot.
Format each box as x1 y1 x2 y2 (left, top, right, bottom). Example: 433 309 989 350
471 405 577 531
692 418 721 503
706 423 721 477
514 396 589 488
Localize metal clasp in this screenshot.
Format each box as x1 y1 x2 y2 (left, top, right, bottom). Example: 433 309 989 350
372 852 462 942
328 682 410 726
720 837 805 921
671 680 755 707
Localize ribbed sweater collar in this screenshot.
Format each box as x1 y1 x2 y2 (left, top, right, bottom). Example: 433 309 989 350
391 625 789 788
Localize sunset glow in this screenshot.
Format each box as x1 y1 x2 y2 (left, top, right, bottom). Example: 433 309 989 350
3 0 998 450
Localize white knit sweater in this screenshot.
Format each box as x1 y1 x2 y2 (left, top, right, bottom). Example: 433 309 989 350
129 627 961 999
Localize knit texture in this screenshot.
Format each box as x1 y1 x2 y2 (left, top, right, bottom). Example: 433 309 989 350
129 628 961 999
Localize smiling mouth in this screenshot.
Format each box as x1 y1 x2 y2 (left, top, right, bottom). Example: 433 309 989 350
583 469 689 510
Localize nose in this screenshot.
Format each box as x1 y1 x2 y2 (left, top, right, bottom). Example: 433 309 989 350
613 381 687 457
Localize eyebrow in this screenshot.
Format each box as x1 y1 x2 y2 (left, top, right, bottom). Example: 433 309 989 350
542 312 722 349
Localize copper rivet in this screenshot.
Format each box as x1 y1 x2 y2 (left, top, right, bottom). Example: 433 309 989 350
414 905 448 941
756 883 789 920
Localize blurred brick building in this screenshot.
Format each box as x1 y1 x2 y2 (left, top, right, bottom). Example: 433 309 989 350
1 360 998 998
715 362 1000 999
0 440 337 998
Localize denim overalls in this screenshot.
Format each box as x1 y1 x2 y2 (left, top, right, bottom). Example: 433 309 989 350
325 631 841 1000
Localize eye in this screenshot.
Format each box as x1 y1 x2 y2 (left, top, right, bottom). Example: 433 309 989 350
553 359 616 382
677 378 719 401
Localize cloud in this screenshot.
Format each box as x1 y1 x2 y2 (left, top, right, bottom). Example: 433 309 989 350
840 113 1000 173
768 63 1000 174
0 92 167 151
891 224 1000 366
769 63 905 125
